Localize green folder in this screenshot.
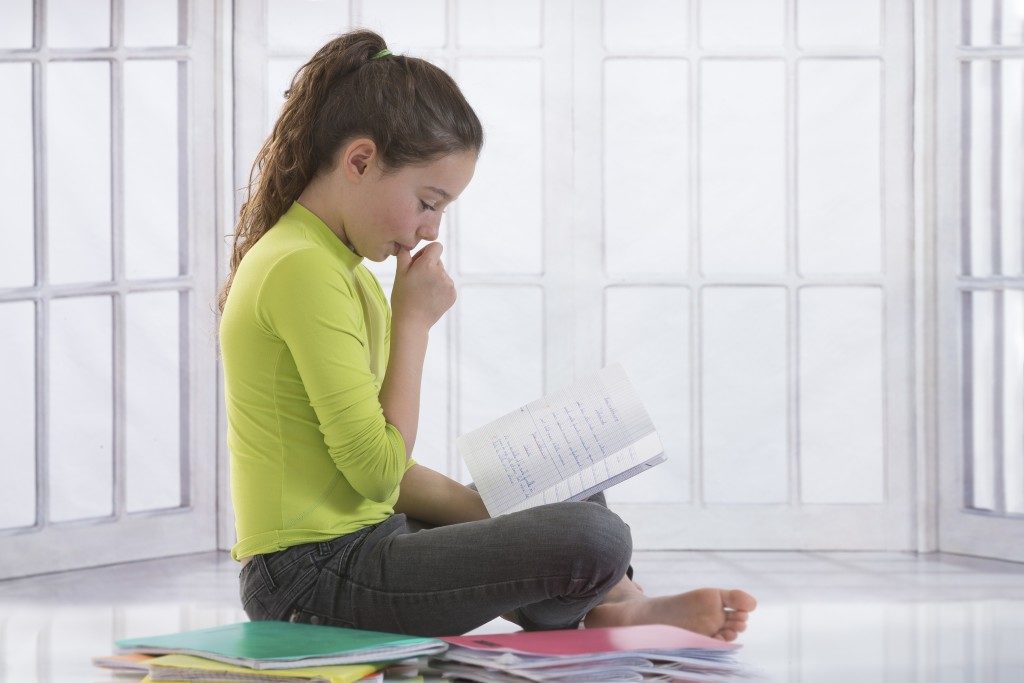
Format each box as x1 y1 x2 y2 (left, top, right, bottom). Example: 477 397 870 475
115 621 447 670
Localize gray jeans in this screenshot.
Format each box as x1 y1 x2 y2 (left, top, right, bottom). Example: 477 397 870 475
237 490 632 636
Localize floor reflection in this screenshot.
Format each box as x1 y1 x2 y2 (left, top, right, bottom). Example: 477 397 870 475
1 551 1022 681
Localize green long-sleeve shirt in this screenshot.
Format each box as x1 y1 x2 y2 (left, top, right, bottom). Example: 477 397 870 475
220 200 415 561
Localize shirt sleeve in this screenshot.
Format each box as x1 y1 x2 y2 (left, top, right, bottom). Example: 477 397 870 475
256 248 408 503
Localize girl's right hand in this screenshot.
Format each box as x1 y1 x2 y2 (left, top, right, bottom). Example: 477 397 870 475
391 242 456 331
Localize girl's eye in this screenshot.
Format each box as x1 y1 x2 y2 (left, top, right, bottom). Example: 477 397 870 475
420 200 436 212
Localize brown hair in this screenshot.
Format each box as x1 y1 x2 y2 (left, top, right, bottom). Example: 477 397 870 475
217 29 483 313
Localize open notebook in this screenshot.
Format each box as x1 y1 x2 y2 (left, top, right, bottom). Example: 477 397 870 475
457 363 666 517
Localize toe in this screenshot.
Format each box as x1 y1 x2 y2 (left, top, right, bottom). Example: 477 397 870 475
723 589 757 612
717 628 738 642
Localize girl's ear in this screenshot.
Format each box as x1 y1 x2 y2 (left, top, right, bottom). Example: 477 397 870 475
341 138 377 181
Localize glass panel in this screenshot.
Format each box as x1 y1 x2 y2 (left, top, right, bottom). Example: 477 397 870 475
700 60 786 275
47 61 112 284
49 296 113 522
267 0 349 54
457 286 544 484
361 0 446 50
0 0 33 48
969 0 995 45
967 61 994 276
47 0 110 48
604 59 688 276
1004 290 1024 513
1002 59 1023 275
798 59 882 275
701 0 783 48
701 287 788 503
604 286 690 504
126 291 181 512
0 302 36 530
799 287 884 504
381 282 451 477
266 57 305 135
603 0 688 51
0 63 35 289
457 0 541 48
967 291 996 511
797 0 881 47
125 60 180 280
1006 0 1024 44
125 0 179 46
456 59 542 275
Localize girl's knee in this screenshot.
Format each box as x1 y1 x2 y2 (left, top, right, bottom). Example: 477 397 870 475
555 502 632 575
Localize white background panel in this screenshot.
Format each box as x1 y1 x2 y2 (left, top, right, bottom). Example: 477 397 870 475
604 59 688 275
0 302 36 529
604 286 690 504
266 57 306 135
383 282 451 477
969 291 995 511
0 63 35 289
457 286 544 483
603 0 688 51
49 296 113 522
126 291 182 513
700 60 786 275
0 0 32 49
47 61 112 285
361 0 446 51
456 59 543 275
125 60 180 280
968 61 994 276
798 59 882 275
267 0 349 54
1001 59 1022 274
701 0 784 48
47 0 110 48
701 287 788 503
970 0 995 45
799 287 885 504
125 0 180 46
1005 0 1024 45
797 0 881 47
457 0 541 48
1005 290 1024 513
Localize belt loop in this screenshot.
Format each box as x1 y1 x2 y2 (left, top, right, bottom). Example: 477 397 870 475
255 554 277 593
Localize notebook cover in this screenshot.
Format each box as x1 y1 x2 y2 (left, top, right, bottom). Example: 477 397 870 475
441 624 739 656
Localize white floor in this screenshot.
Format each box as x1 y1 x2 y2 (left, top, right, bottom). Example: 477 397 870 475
1 550 1023 681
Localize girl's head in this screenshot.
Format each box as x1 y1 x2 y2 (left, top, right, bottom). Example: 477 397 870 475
218 29 484 312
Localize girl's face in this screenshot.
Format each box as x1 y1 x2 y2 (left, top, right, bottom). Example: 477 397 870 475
345 149 477 262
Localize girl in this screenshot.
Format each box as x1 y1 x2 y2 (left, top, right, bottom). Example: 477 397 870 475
218 29 756 639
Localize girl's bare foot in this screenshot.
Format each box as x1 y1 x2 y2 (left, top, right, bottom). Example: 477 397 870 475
583 588 757 642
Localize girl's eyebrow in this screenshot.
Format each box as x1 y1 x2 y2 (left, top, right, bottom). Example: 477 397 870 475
424 186 453 200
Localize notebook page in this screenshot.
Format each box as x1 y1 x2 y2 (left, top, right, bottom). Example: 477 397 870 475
457 364 660 516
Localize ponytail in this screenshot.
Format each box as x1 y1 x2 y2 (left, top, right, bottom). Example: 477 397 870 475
217 29 483 313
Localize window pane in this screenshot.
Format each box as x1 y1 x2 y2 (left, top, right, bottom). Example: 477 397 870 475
457 287 543 483
700 60 786 275
1005 0 1024 44
1001 59 1023 275
49 296 113 522
967 291 996 511
702 287 788 503
266 57 305 135
1005 290 1024 513
124 60 180 280
47 61 112 284
798 59 883 274
457 0 541 48
0 302 36 530
797 0 881 47
799 287 885 504
604 0 688 51
126 291 181 512
967 61 995 276
361 0 446 50
267 0 349 54
701 0 783 48
47 0 110 48
125 0 180 47
968 0 995 45
0 63 35 289
0 0 33 49
605 286 690 504
456 59 543 275
604 59 688 276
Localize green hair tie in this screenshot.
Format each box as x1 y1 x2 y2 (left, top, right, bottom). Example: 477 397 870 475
370 48 392 60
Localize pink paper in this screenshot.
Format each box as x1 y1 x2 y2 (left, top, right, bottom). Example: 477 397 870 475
442 624 739 656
